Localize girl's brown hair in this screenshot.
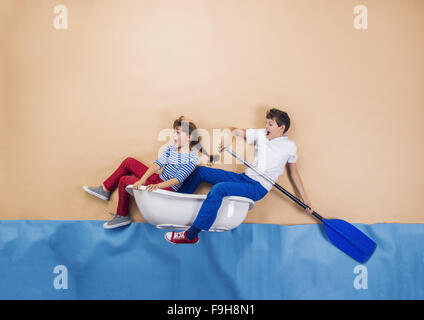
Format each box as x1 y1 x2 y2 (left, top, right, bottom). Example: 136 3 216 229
173 116 217 164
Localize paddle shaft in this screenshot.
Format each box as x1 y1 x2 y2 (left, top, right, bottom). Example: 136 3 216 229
224 148 324 222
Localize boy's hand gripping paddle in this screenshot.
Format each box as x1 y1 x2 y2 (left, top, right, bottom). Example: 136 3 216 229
224 147 377 263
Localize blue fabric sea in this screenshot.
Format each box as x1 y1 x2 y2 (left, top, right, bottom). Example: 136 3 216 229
0 220 423 299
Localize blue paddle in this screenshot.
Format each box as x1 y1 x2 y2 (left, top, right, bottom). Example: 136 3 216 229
225 148 377 263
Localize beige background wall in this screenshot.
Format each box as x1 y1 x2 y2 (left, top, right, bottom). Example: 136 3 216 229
1 0 423 225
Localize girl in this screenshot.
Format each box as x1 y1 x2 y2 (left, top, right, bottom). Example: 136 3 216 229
83 116 214 229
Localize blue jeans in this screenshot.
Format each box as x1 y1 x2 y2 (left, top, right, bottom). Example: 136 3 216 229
177 166 268 231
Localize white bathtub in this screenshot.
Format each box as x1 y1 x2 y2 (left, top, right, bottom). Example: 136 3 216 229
125 185 254 232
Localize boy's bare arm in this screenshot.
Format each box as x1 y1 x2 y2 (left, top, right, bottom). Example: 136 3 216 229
229 127 246 139
218 127 246 151
286 162 313 213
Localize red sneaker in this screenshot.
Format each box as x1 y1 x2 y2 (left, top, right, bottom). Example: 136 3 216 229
165 231 199 245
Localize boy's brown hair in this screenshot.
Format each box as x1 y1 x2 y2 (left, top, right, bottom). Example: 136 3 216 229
266 108 291 133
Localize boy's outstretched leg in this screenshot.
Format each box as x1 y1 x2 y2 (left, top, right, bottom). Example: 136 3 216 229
166 180 267 244
177 166 246 194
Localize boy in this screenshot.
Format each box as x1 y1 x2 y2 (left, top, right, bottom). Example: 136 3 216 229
164 108 313 244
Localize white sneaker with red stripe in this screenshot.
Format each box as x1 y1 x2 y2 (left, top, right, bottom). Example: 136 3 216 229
164 230 199 245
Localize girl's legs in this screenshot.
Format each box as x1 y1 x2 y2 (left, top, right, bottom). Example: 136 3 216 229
103 157 149 192
116 175 140 216
115 172 174 217
103 157 174 217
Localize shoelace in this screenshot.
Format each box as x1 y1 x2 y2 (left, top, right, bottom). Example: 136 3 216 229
173 232 187 240
108 212 121 220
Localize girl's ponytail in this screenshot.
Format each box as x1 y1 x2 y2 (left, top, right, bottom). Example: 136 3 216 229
193 143 220 165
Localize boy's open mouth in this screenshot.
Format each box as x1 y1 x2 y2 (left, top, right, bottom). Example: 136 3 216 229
266 130 270 136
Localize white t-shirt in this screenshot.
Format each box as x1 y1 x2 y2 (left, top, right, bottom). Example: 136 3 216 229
244 128 298 191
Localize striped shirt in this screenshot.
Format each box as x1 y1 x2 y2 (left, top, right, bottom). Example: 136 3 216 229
154 144 199 191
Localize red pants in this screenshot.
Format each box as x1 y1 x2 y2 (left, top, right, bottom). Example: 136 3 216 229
103 157 174 216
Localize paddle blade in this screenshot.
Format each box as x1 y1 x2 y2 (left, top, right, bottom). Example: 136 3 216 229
322 219 377 263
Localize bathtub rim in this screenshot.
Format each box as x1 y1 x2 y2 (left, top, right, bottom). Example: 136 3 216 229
125 185 255 210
